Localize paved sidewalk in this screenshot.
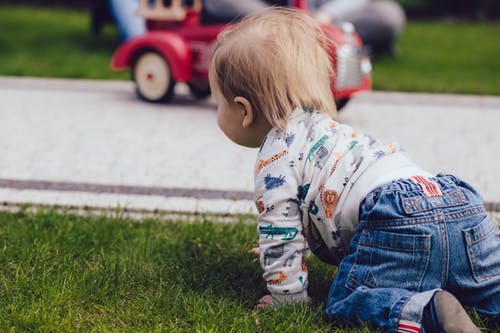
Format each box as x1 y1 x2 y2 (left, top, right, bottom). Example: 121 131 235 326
1 76 499 217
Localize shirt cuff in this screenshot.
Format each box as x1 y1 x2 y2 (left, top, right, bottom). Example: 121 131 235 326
271 290 310 305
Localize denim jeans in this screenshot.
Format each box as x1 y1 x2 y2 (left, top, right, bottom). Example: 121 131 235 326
325 174 500 333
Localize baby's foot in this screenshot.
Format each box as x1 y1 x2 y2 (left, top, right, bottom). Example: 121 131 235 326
428 291 481 333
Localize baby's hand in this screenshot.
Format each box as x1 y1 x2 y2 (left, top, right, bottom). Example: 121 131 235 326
249 246 260 263
249 247 260 255
257 294 274 309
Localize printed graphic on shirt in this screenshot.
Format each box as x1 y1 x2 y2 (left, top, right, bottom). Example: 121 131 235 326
298 184 310 203
350 144 365 172
308 201 319 215
367 135 378 147
264 174 286 190
263 244 285 266
257 149 289 173
347 140 358 150
268 271 288 285
259 224 299 240
331 229 341 241
307 135 329 161
285 132 296 147
316 146 329 160
329 152 343 177
314 145 331 169
256 195 265 213
373 150 386 160
283 199 300 218
265 204 276 213
283 249 303 267
264 244 304 267
320 185 339 219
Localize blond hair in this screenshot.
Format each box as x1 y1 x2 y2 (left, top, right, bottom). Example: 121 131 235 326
209 8 337 131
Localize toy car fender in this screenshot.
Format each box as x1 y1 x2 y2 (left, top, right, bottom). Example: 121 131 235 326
111 30 192 82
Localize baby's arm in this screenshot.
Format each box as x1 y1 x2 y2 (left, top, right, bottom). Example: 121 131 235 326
256 181 310 305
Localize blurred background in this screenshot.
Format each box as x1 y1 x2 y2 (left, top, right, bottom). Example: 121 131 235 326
0 0 499 96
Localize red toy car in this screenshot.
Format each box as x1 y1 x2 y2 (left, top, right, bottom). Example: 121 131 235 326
111 0 372 109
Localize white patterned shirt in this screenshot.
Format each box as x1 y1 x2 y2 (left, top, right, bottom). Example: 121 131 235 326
254 108 428 303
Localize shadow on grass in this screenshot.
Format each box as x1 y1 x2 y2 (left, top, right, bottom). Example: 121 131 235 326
148 218 338 309
149 220 268 307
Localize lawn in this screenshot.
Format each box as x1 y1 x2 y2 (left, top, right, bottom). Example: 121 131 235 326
0 5 500 95
1 209 496 332
373 21 500 95
0 5 128 81
0 208 378 332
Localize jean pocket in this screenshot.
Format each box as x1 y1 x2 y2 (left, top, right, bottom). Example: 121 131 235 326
346 230 431 292
463 217 500 283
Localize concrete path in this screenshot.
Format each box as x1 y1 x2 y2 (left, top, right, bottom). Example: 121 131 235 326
1 76 499 217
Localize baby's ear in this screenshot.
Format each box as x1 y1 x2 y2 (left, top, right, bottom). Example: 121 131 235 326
234 96 254 128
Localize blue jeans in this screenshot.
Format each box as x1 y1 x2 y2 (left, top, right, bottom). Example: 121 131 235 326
325 174 500 332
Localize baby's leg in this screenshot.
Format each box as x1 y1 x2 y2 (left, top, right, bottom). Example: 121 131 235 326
324 230 482 333
446 213 500 328
325 234 437 332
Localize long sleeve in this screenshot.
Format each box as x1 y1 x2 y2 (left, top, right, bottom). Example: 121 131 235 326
254 132 310 303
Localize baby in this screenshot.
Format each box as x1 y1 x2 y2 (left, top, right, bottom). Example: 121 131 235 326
209 8 499 333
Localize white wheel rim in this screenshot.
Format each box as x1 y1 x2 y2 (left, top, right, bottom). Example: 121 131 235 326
134 52 171 101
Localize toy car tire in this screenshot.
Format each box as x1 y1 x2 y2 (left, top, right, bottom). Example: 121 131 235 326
188 81 211 99
133 51 175 102
335 98 349 111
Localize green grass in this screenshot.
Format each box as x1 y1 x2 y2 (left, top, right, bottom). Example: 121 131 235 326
0 5 128 80
1 5 500 95
0 209 496 332
373 21 500 95
0 208 356 332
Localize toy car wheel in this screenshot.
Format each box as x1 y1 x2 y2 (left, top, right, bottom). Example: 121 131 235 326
133 51 175 102
188 81 211 99
336 98 349 111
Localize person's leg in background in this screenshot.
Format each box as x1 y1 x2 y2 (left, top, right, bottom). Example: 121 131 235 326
109 0 146 41
347 0 406 56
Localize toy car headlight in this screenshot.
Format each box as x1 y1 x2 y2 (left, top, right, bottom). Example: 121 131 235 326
340 22 355 35
335 45 371 89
